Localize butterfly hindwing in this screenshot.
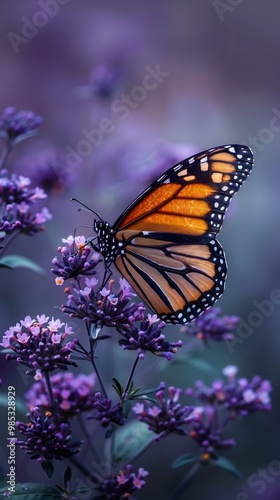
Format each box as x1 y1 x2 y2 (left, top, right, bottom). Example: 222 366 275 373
114 233 227 323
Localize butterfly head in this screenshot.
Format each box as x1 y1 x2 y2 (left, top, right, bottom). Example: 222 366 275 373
94 219 117 264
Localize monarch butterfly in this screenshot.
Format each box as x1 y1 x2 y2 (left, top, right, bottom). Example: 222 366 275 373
94 144 253 324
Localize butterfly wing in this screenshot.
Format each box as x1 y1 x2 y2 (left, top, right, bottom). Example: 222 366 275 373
112 144 253 323
115 233 226 323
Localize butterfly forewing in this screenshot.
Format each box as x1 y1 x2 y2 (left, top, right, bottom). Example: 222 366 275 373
114 144 253 239
96 144 253 324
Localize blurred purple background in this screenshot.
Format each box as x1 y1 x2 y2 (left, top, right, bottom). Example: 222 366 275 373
1 1 280 498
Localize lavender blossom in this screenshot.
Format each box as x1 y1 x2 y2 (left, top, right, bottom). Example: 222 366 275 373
99 465 148 498
15 407 80 462
90 392 124 427
188 406 235 461
25 372 96 420
118 314 182 360
0 170 52 245
61 275 145 335
90 65 121 100
0 107 42 144
133 383 195 440
51 235 101 282
186 366 272 417
1 315 78 377
181 307 239 343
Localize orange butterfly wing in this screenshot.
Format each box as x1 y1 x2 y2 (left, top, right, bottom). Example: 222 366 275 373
104 145 253 324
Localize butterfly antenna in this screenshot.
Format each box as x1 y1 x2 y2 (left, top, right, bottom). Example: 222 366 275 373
71 197 101 221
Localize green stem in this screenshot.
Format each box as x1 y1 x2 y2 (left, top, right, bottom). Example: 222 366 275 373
44 372 60 429
124 355 140 395
91 351 107 397
0 145 10 169
85 324 108 398
44 372 54 409
168 461 202 500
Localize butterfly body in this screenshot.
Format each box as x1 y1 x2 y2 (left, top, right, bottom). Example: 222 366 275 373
95 145 253 324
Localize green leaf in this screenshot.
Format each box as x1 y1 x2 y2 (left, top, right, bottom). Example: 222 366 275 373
75 486 91 493
0 483 61 499
132 394 159 405
0 393 27 416
210 456 242 478
123 399 132 418
41 460 54 479
174 355 219 377
105 420 154 465
0 255 45 275
112 377 123 397
11 129 41 146
132 386 160 397
172 453 198 468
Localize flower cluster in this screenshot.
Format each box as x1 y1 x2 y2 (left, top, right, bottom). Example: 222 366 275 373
133 383 195 440
188 406 236 460
186 365 272 417
90 64 121 100
15 407 80 462
181 307 239 343
52 235 101 282
99 465 148 498
0 169 52 246
53 235 183 360
25 372 96 420
118 314 183 360
90 392 124 427
1 315 78 378
61 273 145 335
184 366 272 460
0 107 42 144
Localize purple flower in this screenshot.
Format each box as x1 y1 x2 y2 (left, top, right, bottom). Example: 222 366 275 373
90 392 124 427
0 107 42 143
181 307 239 343
186 366 272 417
221 366 272 417
25 372 96 420
100 465 148 498
133 383 195 440
51 235 101 282
0 170 52 242
62 275 145 336
15 144 74 194
188 406 235 460
16 204 52 235
15 407 80 462
1 315 78 377
90 64 121 100
118 314 182 360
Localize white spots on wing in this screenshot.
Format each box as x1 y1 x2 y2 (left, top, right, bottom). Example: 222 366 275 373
173 163 183 172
